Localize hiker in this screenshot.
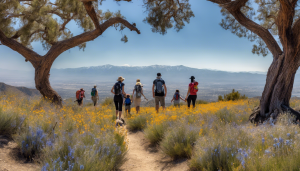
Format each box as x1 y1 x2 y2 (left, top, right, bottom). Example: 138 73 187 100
111 76 126 120
76 88 85 106
171 89 186 107
91 85 99 107
185 76 199 108
124 94 132 117
132 79 147 113
152 73 167 113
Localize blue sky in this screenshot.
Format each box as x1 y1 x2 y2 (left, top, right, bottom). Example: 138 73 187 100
0 0 273 72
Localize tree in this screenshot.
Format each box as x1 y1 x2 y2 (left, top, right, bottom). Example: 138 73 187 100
206 0 300 122
0 0 194 106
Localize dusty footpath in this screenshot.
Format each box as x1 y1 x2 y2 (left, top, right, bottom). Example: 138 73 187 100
0 136 40 171
120 130 188 171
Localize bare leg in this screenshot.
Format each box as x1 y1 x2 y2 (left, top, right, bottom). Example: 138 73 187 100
136 106 140 113
119 111 122 119
156 105 159 113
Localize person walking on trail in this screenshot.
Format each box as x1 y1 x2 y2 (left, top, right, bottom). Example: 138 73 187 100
171 90 186 107
132 79 148 114
76 88 85 106
185 76 199 108
91 85 99 107
152 73 167 113
124 94 132 117
111 76 126 121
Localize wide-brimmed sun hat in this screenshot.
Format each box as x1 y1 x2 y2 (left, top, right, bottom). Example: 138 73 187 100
117 76 125 81
189 76 195 79
136 79 140 82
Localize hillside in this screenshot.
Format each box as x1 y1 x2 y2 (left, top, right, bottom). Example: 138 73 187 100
0 82 40 97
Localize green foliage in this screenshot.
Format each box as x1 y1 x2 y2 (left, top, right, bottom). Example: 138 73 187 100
0 108 25 137
0 0 194 49
144 0 194 35
161 124 199 159
101 97 114 106
196 99 208 104
218 89 248 102
144 122 168 145
127 114 148 131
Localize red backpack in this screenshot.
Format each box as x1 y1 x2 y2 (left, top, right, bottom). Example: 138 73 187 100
190 82 199 94
76 90 81 100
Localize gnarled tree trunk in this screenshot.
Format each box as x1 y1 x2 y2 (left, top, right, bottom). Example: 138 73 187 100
35 65 62 106
250 52 300 123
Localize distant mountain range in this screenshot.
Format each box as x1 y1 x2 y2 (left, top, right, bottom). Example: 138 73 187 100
49 65 268 85
0 82 40 97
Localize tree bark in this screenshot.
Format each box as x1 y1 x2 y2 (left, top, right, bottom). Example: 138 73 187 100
35 65 62 106
250 52 300 123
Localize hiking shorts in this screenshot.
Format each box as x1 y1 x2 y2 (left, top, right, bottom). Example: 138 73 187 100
125 105 131 113
114 95 123 111
91 96 98 106
155 96 165 107
134 97 142 107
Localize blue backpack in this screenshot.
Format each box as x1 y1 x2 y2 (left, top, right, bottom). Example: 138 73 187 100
125 98 131 105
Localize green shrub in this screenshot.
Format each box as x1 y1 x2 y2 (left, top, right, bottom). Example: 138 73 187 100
144 122 169 145
190 145 240 171
102 97 114 106
42 130 127 171
161 124 199 159
127 115 148 131
196 100 208 104
16 127 50 160
218 89 248 101
0 108 25 137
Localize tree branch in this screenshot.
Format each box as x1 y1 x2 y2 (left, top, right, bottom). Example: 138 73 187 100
210 0 282 58
0 29 41 68
230 10 282 58
82 1 100 29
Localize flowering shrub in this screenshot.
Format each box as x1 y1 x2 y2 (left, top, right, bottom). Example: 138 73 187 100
0 94 127 170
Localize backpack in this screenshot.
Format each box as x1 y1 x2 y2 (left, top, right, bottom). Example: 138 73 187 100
91 88 97 97
125 98 131 105
190 82 199 94
135 84 142 98
174 92 179 100
76 90 81 100
155 79 164 94
114 82 122 95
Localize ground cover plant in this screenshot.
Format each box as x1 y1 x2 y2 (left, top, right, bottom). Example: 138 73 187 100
0 94 128 170
127 98 300 170
2 92 300 170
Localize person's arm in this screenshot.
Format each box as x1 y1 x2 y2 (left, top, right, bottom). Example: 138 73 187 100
186 86 190 99
122 85 126 95
152 84 155 98
83 91 85 98
163 84 167 97
111 86 115 95
132 88 135 97
141 88 148 100
171 96 174 102
180 96 185 101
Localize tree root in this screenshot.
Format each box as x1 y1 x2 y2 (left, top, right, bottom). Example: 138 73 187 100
249 105 300 125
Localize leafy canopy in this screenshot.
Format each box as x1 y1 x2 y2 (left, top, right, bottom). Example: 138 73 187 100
0 0 194 50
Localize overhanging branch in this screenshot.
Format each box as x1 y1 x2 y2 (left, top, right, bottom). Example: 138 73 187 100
0 29 41 68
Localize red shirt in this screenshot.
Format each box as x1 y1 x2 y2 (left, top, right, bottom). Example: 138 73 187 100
189 82 198 95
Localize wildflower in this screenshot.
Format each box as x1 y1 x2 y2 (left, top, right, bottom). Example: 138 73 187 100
262 137 265 144
265 150 271 154
46 140 53 147
287 133 291 137
285 140 292 146
80 165 84 170
274 138 278 143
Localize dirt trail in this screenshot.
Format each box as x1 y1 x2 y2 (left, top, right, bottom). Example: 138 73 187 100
0 136 40 171
120 130 188 171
